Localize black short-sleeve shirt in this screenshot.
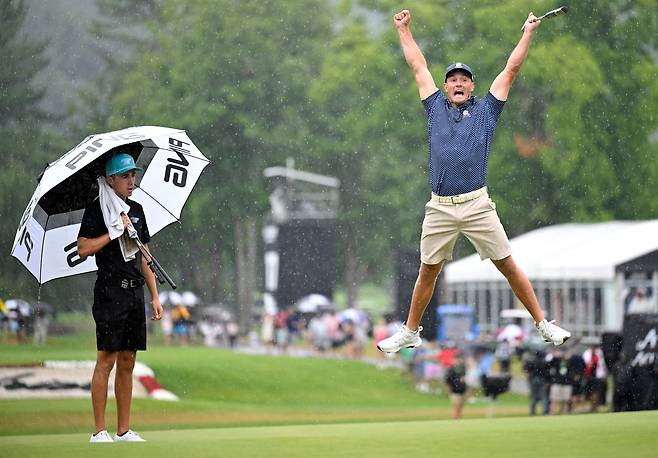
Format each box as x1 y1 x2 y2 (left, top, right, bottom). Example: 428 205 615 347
78 198 150 280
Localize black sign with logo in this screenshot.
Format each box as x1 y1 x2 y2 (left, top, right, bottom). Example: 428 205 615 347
614 314 658 411
623 314 658 368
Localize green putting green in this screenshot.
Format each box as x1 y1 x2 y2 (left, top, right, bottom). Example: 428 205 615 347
1 411 656 458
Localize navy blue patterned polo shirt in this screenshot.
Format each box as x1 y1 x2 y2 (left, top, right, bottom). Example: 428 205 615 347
422 90 505 196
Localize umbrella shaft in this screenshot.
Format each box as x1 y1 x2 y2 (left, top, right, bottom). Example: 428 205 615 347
134 237 177 289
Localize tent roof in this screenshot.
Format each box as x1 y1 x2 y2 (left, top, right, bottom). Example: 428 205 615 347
445 220 658 283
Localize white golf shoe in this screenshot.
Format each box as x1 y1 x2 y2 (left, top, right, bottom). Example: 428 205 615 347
376 324 423 353
114 430 146 442
536 319 571 346
89 430 113 443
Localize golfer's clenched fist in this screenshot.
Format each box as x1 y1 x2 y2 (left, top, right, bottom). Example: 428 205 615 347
522 12 541 33
393 9 410 28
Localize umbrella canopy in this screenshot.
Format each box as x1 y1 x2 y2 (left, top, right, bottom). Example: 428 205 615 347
200 305 233 322
495 323 524 342
164 290 184 306
11 126 210 284
181 291 200 307
338 307 367 324
5 299 32 317
158 290 172 305
296 294 332 313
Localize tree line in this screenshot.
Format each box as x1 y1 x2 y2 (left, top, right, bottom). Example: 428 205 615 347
1 0 656 325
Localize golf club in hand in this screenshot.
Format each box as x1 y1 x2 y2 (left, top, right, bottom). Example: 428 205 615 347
521 6 568 30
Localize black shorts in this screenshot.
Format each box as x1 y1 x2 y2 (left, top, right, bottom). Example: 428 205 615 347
92 280 147 352
584 377 604 397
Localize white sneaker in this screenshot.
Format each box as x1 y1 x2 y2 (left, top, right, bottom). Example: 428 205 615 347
536 319 571 346
376 324 423 353
89 430 113 443
114 430 146 442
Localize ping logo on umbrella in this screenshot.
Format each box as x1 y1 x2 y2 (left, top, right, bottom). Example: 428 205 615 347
61 132 149 171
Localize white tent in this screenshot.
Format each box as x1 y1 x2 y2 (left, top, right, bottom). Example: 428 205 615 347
445 220 658 283
443 220 658 335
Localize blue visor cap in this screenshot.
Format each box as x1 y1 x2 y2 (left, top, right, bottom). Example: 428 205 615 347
445 62 474 82
105 153 143 176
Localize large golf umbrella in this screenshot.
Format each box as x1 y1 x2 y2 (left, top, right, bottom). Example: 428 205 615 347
11 126 210 284
296 294 333 313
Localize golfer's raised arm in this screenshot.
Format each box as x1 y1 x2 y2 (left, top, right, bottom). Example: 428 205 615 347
394 10 438 100
490 12 541 101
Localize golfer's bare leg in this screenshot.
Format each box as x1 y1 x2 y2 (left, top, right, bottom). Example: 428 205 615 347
492 255 545 323
406 261 444 330
115 350 136 434
92 351 117 433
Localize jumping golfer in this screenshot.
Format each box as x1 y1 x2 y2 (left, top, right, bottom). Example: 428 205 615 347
377 10 570 353
77 153 163 442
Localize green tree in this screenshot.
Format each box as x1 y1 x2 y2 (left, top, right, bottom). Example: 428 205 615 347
309 17 430 305
104 0 335 324
8 0 654 314
570 0 658 220
0 0 51 301
354 0 657 239
0 0 47 127
73 0 164 135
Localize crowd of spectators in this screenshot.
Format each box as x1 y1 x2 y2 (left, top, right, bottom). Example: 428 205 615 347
4 289 619 419
0 297 53 345
259 301 372 359
157 290 241 348
523 343 607 415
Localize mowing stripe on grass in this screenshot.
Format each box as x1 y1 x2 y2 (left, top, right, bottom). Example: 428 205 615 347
1 411 656 458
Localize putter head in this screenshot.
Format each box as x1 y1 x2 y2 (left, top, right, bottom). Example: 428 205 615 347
546 6 568 18
522 6 567 30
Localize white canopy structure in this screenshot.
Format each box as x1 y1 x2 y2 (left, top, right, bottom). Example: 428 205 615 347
443 221 658 336
446 220 658 282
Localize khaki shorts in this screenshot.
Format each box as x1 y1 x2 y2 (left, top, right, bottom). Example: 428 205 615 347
420 189 512 264
550 383 573 402
450 393 465 406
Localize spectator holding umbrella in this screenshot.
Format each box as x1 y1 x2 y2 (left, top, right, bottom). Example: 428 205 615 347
226 320 239 348
170 291 191 346
0 298 7 338
77 153 163 443
5 299 31 344
181 291 200 342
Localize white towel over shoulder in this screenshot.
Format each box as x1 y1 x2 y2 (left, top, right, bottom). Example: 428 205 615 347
97 176 139 261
